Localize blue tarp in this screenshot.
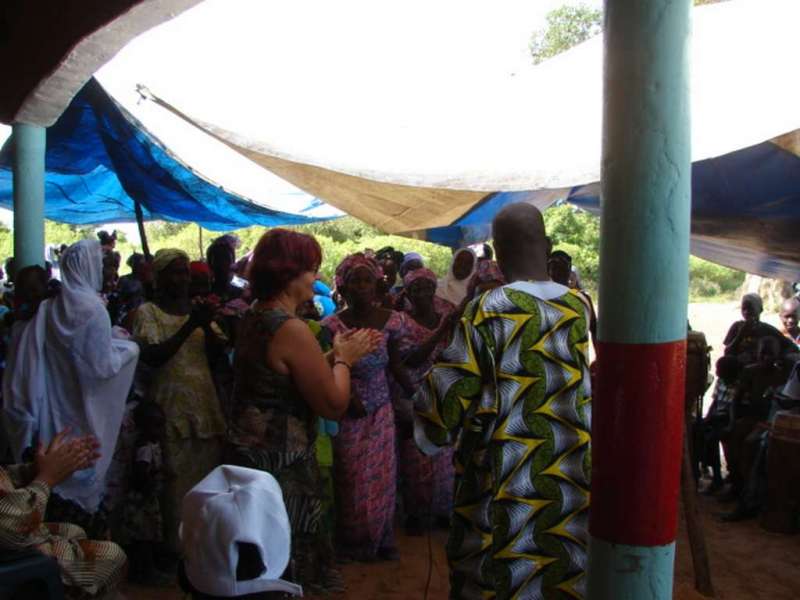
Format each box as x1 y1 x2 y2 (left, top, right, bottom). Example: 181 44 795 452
425 138 800 281
0 79 334 230
0 78 798 281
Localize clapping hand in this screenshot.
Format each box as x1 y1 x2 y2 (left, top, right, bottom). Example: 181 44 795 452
333 329 383 366
190 297 218 328
34 429 101 488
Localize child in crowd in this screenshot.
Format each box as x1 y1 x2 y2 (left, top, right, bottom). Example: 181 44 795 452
700 356 739 494
120 401 170 585
779 297 800 345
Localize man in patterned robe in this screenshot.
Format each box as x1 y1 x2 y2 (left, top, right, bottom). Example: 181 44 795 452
414 203 592 599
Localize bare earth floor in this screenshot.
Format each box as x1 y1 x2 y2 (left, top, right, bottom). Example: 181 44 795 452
124 302 799 599
123 496 800 600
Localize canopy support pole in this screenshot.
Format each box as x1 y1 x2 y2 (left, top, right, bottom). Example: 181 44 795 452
133 198 151 261
588 1 691 599
12 123 46 270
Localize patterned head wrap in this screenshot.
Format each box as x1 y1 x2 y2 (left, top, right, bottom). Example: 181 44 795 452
152 248 190 278
467 260 506 299
403 267 437 288
334 253 383 289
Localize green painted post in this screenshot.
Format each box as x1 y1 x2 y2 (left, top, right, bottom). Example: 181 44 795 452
12 123 46 269
588 0 692 599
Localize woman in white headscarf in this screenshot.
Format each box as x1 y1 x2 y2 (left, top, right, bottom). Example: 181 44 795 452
436 247 477 306
3 240 139 520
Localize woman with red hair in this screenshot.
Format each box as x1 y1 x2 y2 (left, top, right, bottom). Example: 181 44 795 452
322 253 413 562
228 229 380 594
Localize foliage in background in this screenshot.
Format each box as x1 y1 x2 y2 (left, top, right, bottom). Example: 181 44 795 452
529 4 602 65
0 213 746 300
542 203 744 300
146 218 454 286
530 0 729 65
688 256 745 300
543 203 600 291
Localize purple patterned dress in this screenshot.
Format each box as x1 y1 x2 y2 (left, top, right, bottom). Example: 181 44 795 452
322 310 406 558
397 307 456 521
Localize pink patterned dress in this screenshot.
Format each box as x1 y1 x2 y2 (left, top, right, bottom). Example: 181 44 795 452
397 307 456 521
322 310 406 559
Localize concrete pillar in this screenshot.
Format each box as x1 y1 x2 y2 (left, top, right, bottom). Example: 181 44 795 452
588 1 692 599
12 123 46 269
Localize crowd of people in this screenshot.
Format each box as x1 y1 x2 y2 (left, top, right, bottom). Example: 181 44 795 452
0 207 796 599
694 292 800 525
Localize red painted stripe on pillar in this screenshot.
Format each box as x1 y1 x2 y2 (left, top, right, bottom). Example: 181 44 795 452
589 339 686 546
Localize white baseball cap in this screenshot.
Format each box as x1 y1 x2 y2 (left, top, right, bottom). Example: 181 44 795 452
180 465 303 597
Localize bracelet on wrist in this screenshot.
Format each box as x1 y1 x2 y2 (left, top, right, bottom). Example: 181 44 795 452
333 359 351 370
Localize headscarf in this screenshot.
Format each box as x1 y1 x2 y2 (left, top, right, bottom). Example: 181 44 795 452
399 252 424 277
152 248 189 279
3 240 139 511
334 253 382 289
48 240 105 338
467 260 506 300
190 261 212 278
436 248 477 305
403 267 437 288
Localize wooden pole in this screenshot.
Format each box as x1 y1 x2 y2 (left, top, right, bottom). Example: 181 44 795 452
133 199 151 261
198 225 204 260
681 418 715 597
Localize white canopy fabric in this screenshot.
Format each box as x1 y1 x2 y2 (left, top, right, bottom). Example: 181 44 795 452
93 0 800 234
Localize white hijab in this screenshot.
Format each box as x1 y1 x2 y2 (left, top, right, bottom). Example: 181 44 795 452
436 248 477 306
3 240 139 511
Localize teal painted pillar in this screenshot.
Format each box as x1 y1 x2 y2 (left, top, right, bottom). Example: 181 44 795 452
588 0 691 599
12 123 46 270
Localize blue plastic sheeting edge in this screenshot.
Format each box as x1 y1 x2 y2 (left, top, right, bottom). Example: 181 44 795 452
426 140 800 280
0 78 337 231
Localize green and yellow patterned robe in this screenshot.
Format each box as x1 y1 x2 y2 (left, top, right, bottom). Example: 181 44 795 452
414 282 592 600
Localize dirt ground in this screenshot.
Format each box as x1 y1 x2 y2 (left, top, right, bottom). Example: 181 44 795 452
123 302 800 599
124 498 800 600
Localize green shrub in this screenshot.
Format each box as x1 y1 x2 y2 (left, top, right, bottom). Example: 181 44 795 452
688 256 745 300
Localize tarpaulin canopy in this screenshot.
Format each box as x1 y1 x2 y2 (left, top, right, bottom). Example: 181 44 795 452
92 0 799 279
0 0 798 280
0 79 341 229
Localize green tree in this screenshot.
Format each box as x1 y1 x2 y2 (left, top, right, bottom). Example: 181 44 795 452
530 4 602 65
530 1 728 65
543 203 600 290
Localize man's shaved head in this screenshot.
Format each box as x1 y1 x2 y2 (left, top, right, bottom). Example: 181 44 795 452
492 203 551 282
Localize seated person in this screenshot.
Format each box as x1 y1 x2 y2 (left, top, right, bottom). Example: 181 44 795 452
779 297 800 346
700 356 740 494
723 293 794 365
0 430 127 598
720 337 792 508
180 465 302 599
